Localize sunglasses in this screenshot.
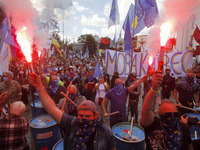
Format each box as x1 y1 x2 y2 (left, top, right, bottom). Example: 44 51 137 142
163 112 180 118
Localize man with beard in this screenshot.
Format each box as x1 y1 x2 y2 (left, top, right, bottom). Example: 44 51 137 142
102 75 148 128
141 70 193 150
173 69 199 115
29 73 115 150
161 69 174 99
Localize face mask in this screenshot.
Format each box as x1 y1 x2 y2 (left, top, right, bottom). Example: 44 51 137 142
61 73 65 76
50 80 58 87
68 93 77 101
114 83 124 95
3 77 8 81
74 118 98 150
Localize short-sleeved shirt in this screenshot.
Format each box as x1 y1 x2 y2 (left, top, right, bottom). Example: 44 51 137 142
0 80 22 103
143 117 191 150
59 113 115 150
0 115 28 150
105 88 129 117
175 81 199 106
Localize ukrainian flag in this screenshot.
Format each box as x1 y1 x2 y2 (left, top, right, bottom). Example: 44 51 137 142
51 37 60 49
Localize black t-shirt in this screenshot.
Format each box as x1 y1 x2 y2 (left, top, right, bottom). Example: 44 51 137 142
143 117 191 150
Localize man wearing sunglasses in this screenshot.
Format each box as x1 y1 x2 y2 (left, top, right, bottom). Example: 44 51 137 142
29 73 116 150
141 70 193 150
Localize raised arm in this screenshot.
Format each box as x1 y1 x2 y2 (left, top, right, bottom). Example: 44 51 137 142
29 73 63 124
128 74 148 93
140 71 163 127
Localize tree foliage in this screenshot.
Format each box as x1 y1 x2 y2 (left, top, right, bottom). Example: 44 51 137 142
83 34 97 57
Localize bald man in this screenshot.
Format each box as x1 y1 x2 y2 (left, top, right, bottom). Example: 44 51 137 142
0 101 29 150
57 85 86 116
102 75 148 128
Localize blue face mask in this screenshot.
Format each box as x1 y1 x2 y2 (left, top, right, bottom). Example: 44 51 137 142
3 77 8 81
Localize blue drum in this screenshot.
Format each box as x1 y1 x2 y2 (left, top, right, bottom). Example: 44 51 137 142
53 139 64 150
194 106 200 111
30 114 61 150
34 92 40 100
30 100 46 117
185 113 200 140
112 122 145 150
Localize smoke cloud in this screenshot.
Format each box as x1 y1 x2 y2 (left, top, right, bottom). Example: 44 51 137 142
146 0 200 56
0 0 72 52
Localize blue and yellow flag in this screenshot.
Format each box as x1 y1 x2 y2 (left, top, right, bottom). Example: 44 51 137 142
108 0 120 29
124 15 132 52
51 37 60 49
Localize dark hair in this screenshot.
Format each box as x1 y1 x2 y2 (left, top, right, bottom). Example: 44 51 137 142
104 73 110 82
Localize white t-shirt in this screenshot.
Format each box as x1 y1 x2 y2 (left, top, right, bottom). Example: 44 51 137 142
95 83 107 98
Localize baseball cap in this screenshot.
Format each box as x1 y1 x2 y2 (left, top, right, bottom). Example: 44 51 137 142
78 100 96 113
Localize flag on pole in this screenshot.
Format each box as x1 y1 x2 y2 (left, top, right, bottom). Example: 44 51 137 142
86 46 89 58
140 0 159 28
93 62 102 78
51 36 60 48
123 3 145 36
108 0 120 29
110 37 116 48
193 25 200 44
99 38 111 49
124 16 132 52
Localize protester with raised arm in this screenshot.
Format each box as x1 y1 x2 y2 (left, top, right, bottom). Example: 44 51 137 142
29 73 116 150
141 70 193 150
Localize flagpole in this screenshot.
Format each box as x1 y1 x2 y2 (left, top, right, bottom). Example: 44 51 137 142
130 0 137 73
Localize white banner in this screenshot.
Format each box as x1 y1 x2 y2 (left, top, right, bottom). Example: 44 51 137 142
105 49 193 77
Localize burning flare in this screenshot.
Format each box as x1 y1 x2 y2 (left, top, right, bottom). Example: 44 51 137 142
16 26 32 62
149 56 153 66
38 51 41 58
160 21 173 46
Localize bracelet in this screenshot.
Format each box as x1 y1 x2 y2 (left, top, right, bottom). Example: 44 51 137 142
150 87 160 93
37 87 45 93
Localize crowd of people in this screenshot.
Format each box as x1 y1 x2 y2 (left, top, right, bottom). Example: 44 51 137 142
0 55 200 150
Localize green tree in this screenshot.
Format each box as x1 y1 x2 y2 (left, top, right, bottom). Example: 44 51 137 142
84 34 97 57
77 34 86 43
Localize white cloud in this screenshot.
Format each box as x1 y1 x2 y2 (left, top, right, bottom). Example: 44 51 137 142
72 1 89 12
101 26 115 38
104 2 111 17
82 28 99 35
81 14 106 27
73 26 77 33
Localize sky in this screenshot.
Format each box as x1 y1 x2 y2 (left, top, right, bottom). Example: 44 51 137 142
30 0 165 43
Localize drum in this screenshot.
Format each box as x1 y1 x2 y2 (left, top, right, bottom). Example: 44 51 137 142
34 92 40 100
53 139 64 150
112 122 145 150
30 100 46 117
30 114 61 150
185 113 200 140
